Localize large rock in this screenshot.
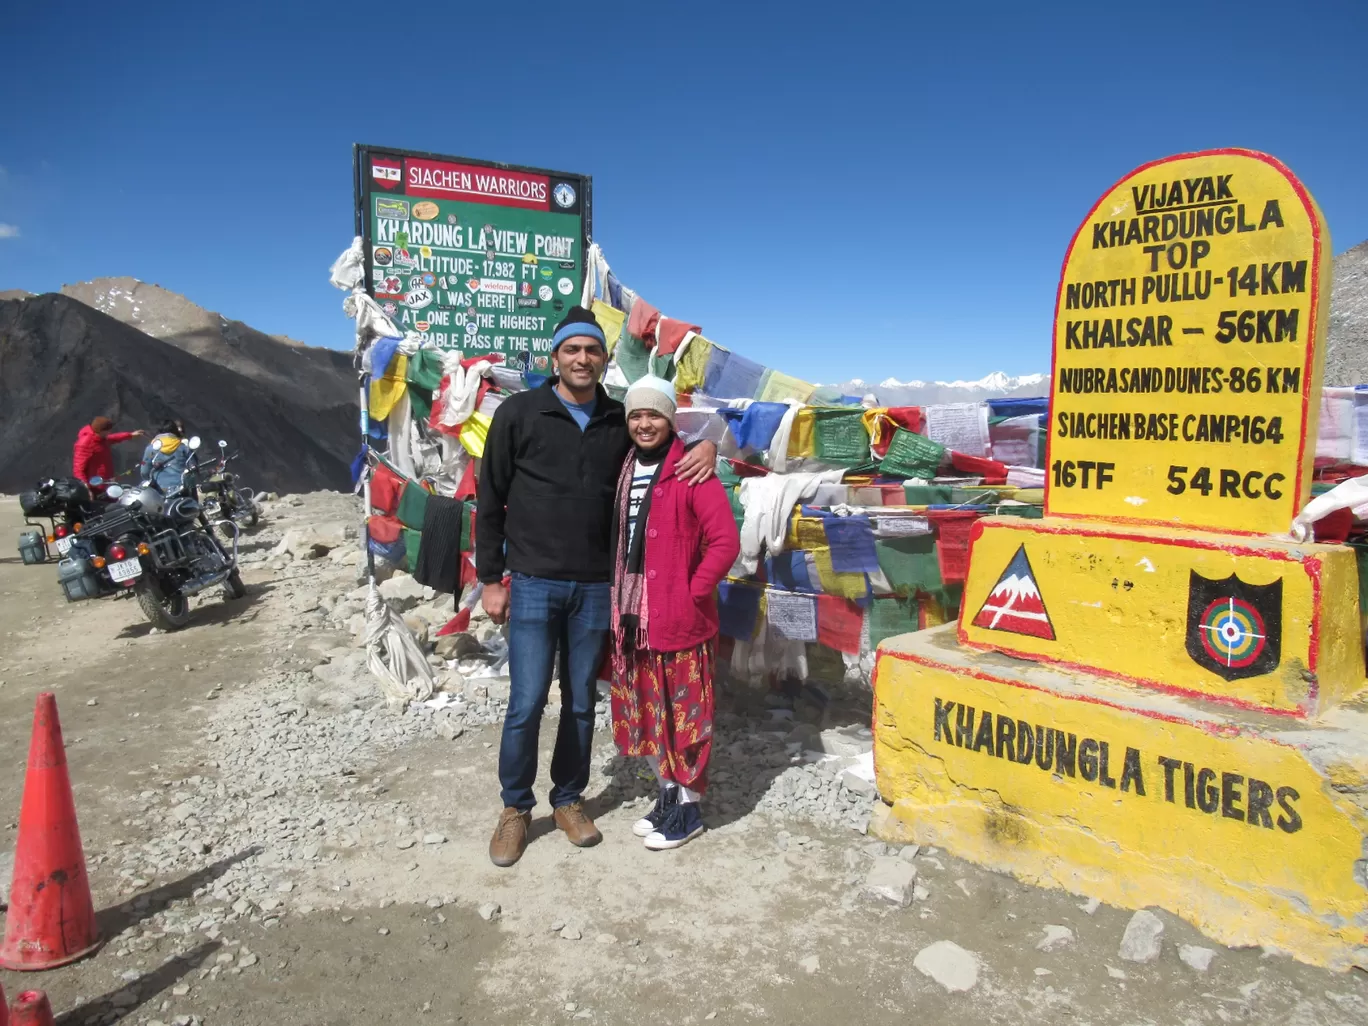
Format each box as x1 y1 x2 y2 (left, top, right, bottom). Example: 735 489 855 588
1118 910 1165 963
378 572 426 612
273 522 355 560
912 941 980 993
863 857 917 907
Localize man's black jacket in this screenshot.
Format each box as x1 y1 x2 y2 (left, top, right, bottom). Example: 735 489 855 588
476 378 630 584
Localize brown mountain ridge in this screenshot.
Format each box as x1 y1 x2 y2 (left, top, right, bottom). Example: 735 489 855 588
0 287 357 493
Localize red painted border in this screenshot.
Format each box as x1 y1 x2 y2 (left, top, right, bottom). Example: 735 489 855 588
873 647 1304 751
953 517 1322 718
1043 148 1326 535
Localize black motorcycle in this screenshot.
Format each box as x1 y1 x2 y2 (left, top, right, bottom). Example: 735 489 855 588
197 440 259 530
59 437 245 629
17 476 111 565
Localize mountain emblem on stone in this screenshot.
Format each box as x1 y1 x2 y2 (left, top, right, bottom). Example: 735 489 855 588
971 544 1056 640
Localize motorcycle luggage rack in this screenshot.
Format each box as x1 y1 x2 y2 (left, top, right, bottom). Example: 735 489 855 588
149 528 187 568
79 506 137 540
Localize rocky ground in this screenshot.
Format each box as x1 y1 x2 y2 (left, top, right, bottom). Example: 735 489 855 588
1 492 1366 1025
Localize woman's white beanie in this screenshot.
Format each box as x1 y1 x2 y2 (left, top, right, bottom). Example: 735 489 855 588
624 374 677 426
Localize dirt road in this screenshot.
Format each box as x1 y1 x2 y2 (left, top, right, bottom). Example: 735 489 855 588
1 495 1365 1026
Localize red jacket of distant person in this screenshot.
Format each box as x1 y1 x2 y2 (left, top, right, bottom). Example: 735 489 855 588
72 423 137 483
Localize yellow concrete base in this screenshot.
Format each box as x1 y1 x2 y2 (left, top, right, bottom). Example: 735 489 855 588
958 516 1365 716
872 625 1368 970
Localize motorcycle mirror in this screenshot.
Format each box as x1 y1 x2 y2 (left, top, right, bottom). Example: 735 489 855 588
105 484 124 499
219 440 228 449
88 476 104 486
188 436 202 450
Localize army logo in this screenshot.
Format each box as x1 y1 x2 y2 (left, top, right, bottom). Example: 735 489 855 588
1185 571 1282 681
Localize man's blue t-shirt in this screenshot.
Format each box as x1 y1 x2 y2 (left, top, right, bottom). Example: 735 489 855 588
555 389 597 431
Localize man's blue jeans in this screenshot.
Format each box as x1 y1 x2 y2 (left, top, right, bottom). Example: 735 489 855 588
499 573 611 811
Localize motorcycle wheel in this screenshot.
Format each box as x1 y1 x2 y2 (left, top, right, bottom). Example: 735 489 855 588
237 492 259 529
135 576 192 631
222 569 246 600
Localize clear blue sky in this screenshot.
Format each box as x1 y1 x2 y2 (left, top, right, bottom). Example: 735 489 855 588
2 1 1364 384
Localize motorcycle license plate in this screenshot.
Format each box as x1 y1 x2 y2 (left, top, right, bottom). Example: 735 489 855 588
55 536 73 556
107 557 143 583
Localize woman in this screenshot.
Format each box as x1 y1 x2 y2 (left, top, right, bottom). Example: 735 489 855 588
610 375 740 850
139 419 190 494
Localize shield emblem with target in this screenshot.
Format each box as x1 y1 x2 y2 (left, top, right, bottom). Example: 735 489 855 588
1185 571 1282 681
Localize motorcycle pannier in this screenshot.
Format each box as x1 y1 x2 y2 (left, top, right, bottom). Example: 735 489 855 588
57 556 103 601
19 489 57 518
18 529 48 565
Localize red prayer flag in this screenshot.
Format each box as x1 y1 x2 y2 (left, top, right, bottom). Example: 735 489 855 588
817 595 864 654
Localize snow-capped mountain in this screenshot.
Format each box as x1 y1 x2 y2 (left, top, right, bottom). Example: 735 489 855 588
835 372 1047 407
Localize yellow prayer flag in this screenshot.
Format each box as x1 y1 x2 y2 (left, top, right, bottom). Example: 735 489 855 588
591 301 626 353
787 407 815 459
674 335 714 394
369 354 409 422
811 546 869 600
759 370 816 404
459 410 493 459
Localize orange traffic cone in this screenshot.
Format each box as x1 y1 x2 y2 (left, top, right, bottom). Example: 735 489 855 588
8 990 54 1026
0 693 100 970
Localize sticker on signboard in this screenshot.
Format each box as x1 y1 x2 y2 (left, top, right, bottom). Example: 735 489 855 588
523 253 538 264
438 276 447 289
375 198 409 220
415 318 430 331
481 279 516 295
539 266 553 280
376 277 404 299
446 213 458 225
520 282 532 296
382 301 397 315
419 246 432 259
517 297 540 308
406 288 434 310
465 322 479 336
538 285 553 301
412 201 440 221
552 182 576 209
372 159 402 189
423 273 436 287
556 277 574 295
373 247 393 266
465 278 481 292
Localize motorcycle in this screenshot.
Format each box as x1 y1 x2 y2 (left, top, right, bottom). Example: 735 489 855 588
17 476 113 565
58 437 246 630
196 440 259 530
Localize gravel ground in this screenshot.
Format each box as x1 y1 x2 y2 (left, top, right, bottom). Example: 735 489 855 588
1 493 1366 1026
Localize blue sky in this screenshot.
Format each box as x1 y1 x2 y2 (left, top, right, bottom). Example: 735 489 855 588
2 1 1364 384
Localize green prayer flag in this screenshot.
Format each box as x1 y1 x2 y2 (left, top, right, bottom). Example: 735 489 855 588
879 428 946 479
875 535 943 598
614 333 653 385
397 481 429 530
868 595 916 649
459 500 473 553
402 528 422 571
408 387 432 424
812 409 871 466
406 349 446 392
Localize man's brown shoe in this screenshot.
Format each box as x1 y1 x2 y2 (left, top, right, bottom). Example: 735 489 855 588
489 807 531 867
553 801 603 847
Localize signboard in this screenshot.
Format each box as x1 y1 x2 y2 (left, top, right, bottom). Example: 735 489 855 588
354 145 591 368
1045 149 1331 536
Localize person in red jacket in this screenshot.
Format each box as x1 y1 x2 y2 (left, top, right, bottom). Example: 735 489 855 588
72 416 145 485
608 375 740 850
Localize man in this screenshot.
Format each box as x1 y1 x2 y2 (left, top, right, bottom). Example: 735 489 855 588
477 306 716 867
72 416 145 485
